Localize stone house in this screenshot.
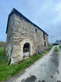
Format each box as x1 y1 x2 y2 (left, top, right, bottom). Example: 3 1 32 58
5 8 48 64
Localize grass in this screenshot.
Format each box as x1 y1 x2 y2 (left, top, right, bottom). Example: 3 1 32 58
0 47 4 56
54 46 58 53
59 45 61 49
0 45 53 82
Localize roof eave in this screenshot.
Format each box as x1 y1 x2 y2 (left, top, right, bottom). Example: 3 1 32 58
6 8 48 36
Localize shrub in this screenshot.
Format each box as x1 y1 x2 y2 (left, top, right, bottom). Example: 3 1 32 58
0 42 6 47
54 46 58 53
59 45 61 49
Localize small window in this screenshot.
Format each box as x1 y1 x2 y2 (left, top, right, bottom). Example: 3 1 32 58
43 32 45 40
35 28 37 33
44 42 46 47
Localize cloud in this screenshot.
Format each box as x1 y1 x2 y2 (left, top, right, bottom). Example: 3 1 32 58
0 0 61 43
52 2 61 24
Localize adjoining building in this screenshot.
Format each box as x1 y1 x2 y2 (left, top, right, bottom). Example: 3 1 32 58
5 8 49 64
53 40 61 45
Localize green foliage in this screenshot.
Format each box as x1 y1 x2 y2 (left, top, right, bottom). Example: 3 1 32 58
54 46 58 53
59 45 61 49
0 47 4 56
46 44 54 52
0 42 6 47
0 45 53 81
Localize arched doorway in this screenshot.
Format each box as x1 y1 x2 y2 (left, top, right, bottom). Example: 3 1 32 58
23 43 30 58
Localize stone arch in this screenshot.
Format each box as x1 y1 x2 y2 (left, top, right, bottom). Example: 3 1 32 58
23 43 30 53
23 43 30 58
20 39 33 59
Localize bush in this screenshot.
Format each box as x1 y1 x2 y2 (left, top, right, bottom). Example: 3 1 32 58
0 42 6 47
54 46 58 53
59 45 61 49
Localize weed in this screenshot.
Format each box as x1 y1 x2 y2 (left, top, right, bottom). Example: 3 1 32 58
54 46 58 53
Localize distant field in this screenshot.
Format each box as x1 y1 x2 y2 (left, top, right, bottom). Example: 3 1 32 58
0 42 6 47
0 47 8 65
0 45 53 81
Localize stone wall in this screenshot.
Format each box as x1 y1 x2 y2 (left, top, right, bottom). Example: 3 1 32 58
5 14 15 61
6 12 48 64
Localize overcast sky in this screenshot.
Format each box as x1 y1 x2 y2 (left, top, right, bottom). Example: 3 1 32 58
0 0 61 43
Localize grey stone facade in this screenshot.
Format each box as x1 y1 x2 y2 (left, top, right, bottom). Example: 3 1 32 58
5 8 49 64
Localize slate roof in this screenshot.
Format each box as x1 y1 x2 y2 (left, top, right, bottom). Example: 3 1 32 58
6 8 48 36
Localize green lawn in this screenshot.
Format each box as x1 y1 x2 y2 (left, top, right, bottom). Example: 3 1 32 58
54 46 58 53
0 45 53 82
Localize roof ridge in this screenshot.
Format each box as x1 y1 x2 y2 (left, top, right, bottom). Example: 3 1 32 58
6 8 48 36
